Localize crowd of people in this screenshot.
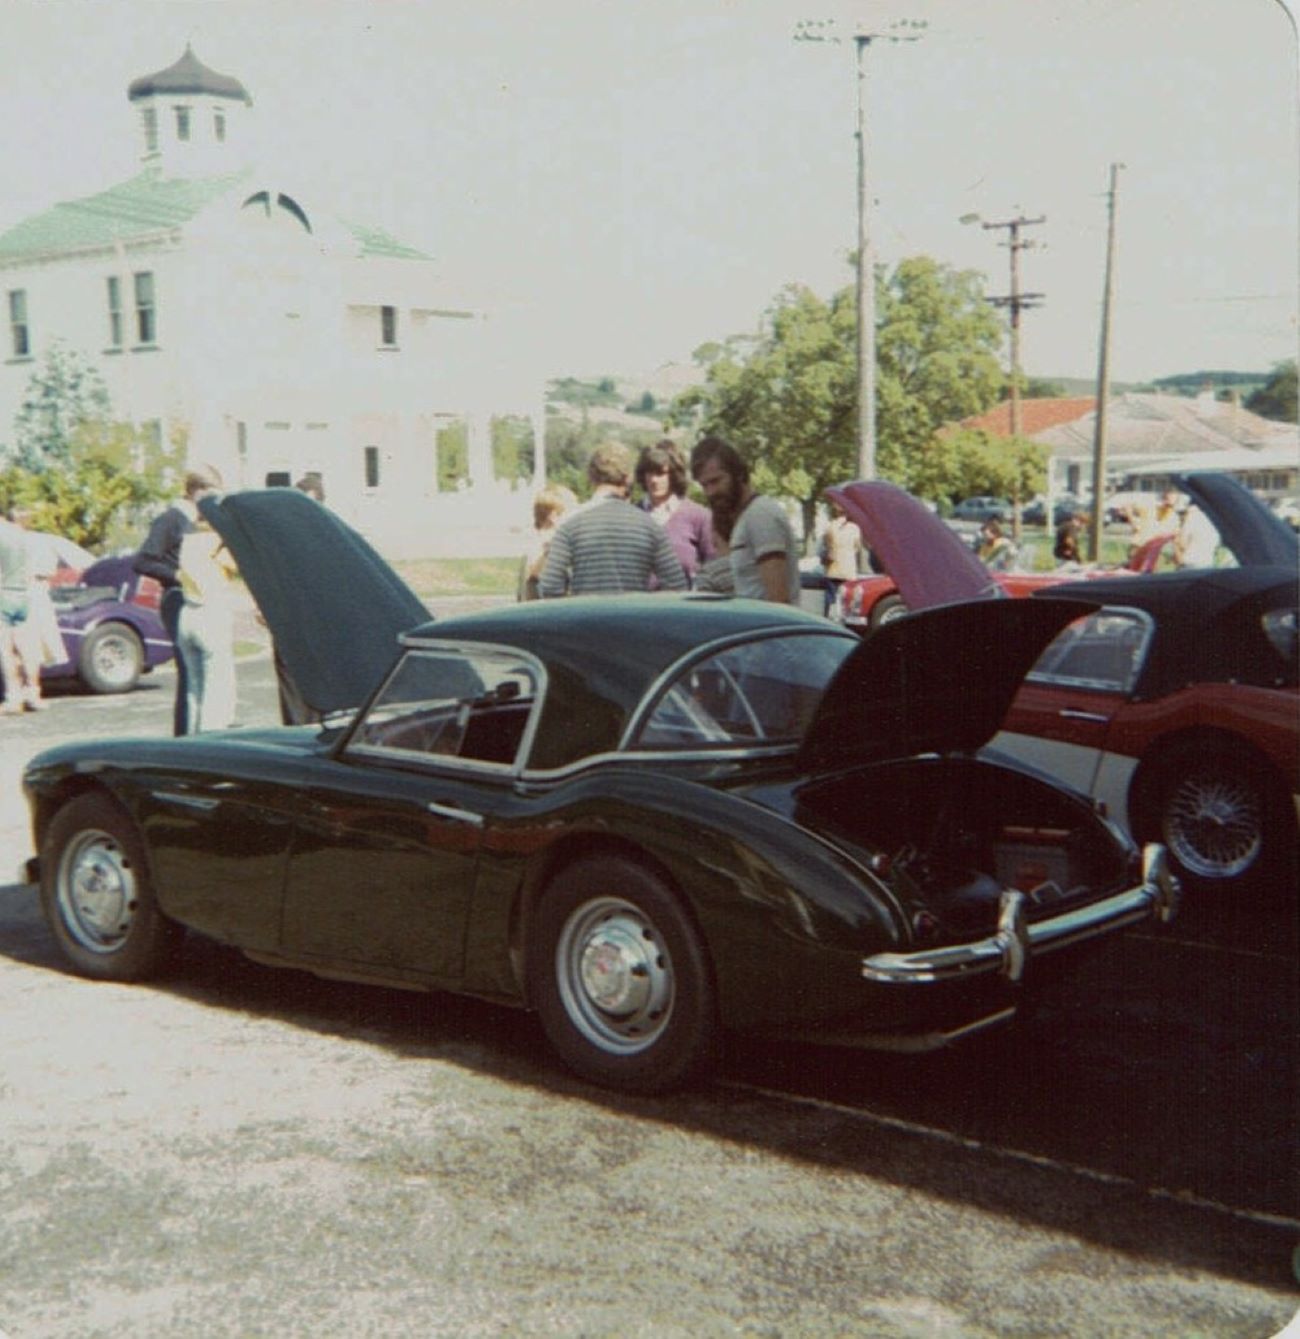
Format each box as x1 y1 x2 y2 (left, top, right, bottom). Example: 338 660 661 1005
5 429 1234 729
523 436 817 607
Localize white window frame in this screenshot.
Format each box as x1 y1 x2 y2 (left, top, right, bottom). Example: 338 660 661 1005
133 271 156 346
8 289 29 358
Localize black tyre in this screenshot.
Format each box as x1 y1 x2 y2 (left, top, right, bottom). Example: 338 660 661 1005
870 593 909 629
1141 744 1289 894
79 621 144 694
40 793 183 980
529 856 719 1092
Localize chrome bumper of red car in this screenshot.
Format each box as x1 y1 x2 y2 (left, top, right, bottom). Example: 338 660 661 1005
862 844 1179 986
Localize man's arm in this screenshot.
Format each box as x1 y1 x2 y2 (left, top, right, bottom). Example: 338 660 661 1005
132 510 182 583
537 526 572 598
651 528 688 591
755 552 791 604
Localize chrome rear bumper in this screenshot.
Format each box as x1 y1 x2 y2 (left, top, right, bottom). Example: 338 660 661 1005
862 843 1179 986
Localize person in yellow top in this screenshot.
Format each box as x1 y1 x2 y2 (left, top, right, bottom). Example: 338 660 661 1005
176 517 240 732
818 497 863 616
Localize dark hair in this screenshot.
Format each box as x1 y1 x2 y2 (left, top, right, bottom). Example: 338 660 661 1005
295 472 325 503
690 435 749 486
635 440 688 497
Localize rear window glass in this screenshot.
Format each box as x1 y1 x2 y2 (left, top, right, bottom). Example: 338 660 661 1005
1027 609 1151 693
635 633 854 749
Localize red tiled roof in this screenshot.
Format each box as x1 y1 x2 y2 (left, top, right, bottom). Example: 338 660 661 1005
955 397 1096 437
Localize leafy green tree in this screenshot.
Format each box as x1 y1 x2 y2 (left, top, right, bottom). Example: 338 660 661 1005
931 427 1047 515
491 416 537 484
1245 360 1297 423
666 256 1004 538
0 418 182 549
875 257 1004 485
436 420 469 492
9 343 112 471
1022 377 1068 399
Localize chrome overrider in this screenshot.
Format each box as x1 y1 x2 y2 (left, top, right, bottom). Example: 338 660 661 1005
862 843 1180 985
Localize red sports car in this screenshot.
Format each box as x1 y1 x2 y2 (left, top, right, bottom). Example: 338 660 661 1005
830 473 1298 896
839 528 1174 631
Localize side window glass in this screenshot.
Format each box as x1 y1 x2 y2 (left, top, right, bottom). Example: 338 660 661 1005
1029 610 1149 693
351 649 537 767
637 634 854 749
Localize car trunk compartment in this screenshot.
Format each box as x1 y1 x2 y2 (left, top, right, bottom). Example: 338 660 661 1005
793 755 1130 945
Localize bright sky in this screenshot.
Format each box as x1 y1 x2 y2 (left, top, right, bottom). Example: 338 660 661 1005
2 0 1297 388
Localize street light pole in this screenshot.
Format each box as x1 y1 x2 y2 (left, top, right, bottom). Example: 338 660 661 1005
854 31 876 480
1089 163 1124 562
795 18 925 481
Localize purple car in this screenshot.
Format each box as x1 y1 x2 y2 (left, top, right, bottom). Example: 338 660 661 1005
46 556 174 694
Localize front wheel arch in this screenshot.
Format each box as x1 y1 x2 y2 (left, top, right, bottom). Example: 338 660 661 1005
39 791 183 979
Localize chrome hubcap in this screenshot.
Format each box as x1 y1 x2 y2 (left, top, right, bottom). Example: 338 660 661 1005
556 897 674 1054
58 829 136 952
1165 772 1261 880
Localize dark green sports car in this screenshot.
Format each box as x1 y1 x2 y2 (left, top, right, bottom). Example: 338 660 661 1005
22 488 1178 1092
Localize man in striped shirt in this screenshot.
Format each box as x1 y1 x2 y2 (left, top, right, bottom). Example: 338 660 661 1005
539 444 687 597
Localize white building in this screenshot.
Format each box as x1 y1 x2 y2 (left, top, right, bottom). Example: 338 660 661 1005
0 46 541 556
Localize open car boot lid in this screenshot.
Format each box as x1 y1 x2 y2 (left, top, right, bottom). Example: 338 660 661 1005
798 596 1096 771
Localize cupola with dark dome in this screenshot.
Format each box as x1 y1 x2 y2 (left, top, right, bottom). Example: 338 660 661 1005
128 45 253 175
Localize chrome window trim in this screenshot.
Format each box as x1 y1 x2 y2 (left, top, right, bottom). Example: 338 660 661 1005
344 640 548 780
516 741 800 785
1024 604 1155 695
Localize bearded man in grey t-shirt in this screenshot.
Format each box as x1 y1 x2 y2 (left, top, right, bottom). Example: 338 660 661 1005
690 436 800 604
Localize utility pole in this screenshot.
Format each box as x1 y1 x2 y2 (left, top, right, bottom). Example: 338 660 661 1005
1089 163 1123 562
795 17 925 480
963 212 1045 533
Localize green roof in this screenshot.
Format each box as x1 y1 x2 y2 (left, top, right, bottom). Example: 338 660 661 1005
0 171 249 260
340 219 432 261
0 172 434 264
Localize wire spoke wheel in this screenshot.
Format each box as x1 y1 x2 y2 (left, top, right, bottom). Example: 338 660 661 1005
1163 767 1263 882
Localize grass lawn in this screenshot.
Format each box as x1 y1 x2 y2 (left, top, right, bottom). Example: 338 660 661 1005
393 556 520 599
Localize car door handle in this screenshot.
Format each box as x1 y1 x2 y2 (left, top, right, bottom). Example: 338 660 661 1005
426 800 485 829
1058 709 1109 723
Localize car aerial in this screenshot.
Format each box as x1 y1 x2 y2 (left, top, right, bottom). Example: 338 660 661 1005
22 487 1177 1094
44 554 174 694
950 496 1011 524
831 472 1299 898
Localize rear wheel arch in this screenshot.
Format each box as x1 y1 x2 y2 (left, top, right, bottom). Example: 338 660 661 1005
513 832 701 1000
523 846 721 1091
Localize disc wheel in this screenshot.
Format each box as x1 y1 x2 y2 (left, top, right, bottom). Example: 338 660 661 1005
78 622 144 694
529 856 719 1092
40 793 182 979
